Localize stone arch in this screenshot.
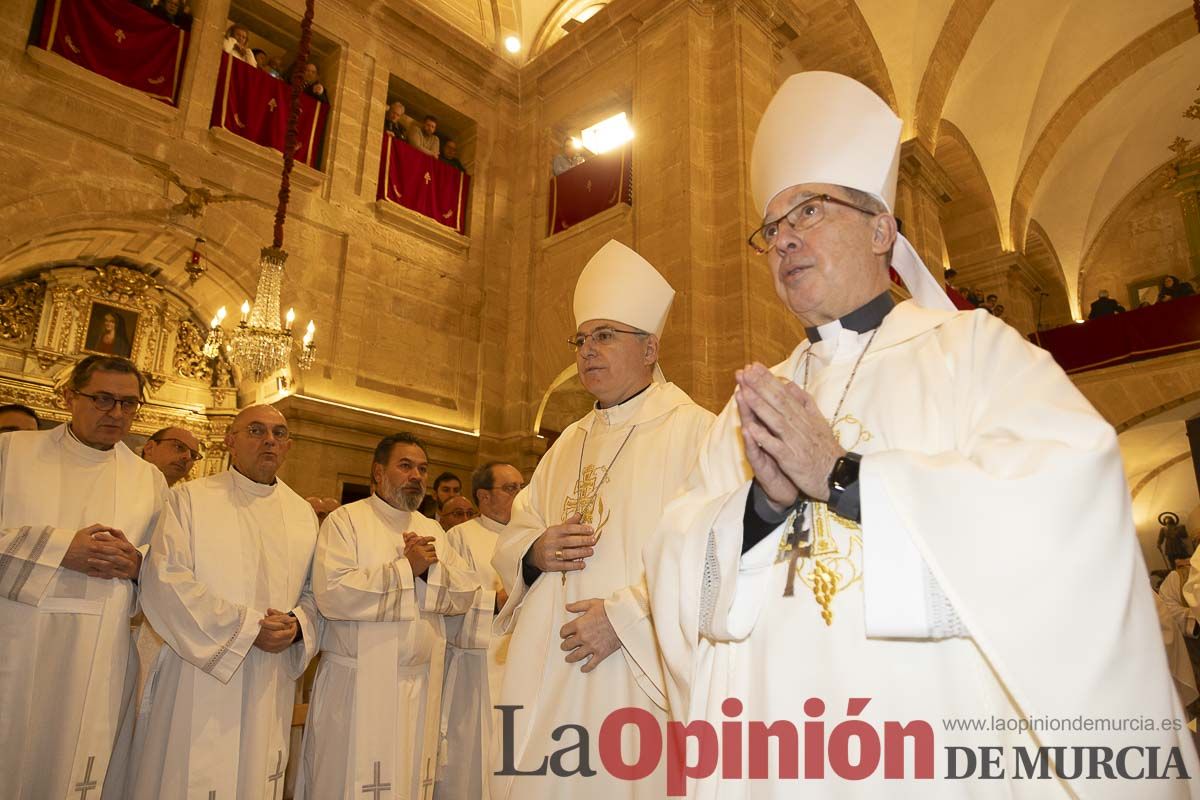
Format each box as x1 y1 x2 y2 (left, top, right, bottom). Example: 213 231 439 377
783 0 896 112
934 119 1003 267
528 0 611 60
912 0 996 148
1022 220 1072 328
1008 9 1196 250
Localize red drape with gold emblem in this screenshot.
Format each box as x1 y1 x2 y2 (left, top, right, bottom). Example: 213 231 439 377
38 0 188 105
210 53 328 168
1031 294 1200 373
547 146 632 236
376 137 470 235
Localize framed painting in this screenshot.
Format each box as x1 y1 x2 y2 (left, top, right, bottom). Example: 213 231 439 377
82 302 138 358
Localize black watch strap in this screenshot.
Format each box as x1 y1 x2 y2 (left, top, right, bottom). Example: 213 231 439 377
827 452 863 523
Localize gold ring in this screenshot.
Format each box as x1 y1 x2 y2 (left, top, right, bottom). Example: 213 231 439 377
555 549 564 560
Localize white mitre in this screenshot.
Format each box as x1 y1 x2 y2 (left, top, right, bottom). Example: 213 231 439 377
750 71 953 311
573 239 675 382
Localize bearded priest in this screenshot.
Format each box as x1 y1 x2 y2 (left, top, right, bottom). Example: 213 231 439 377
297 431 494 800
490 240 714 800
644 71 1198 798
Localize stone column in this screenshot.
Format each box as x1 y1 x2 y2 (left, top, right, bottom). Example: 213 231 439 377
896 139 955 282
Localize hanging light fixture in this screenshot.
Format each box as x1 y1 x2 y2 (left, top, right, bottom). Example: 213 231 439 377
184 236 207 285
204 0 317 382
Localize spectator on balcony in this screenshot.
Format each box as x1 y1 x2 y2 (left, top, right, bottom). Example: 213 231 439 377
299 62 329 104
943 268 972 310
982 293 998 314
440 139 467 173
1158 275 1196 303
993 303 1006 320
223 25 257 67
552 136 586 176
150 0 192 29
1088 289 1125 319
409 115 441 157
384 101 409 142
250 49 282 79
964 287 984 307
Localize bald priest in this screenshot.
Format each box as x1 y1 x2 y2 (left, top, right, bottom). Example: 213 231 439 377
645 72 1198 798
130 404 321 799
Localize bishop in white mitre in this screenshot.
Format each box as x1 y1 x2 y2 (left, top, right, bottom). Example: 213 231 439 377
644 71 1198 798
297 431 493 800
128 404 320 800
0 356 165 800
490 241 714 800
437 460 526 799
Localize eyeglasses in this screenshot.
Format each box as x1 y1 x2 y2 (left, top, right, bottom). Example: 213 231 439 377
73 391 142 414
153 437 204 461
567 327 646 351
233 423 291 440
495 482 524 495
747 193 878 254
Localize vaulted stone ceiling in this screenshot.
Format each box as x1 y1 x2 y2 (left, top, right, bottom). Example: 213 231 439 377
417 0 1197 317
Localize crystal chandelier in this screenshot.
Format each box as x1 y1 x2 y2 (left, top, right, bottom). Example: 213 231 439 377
202 0 319 384
204 247 316 381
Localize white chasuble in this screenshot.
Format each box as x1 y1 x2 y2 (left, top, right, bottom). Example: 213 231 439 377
0 425 166 800
438 513 509 800
646 302 1199 798
297 495 493 800
489 381 713 800
130 469 320 800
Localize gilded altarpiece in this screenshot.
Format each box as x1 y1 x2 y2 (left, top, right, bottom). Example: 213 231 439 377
0 263 237 477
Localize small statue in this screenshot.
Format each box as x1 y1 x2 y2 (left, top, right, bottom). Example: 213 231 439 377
1158 512 1193 569
213 358 234 388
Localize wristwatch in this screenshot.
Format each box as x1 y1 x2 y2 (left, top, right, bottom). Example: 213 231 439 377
826 452 862 519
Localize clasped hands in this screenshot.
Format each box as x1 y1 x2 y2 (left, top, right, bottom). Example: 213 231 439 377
735 363 845 512
254 607 299 653
402 530 438 577
61 523 141 580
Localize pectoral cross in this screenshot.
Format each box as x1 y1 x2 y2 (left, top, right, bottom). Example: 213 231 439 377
267 749 285 800
363 761 391 798
74 756 97 799
781 503 810 598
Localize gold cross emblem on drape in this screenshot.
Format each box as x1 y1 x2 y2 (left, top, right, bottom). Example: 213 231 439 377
114 29 126 43
268 98 277 112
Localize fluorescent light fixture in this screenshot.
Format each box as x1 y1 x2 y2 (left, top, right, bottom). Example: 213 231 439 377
581 112 634 154
504 35 521 53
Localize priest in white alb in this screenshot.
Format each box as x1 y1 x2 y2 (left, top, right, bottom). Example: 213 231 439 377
0 355 165 800
644 71 1198 797
490 241 714 800
128 404 320 799
437 460 525 799
297 431 493 800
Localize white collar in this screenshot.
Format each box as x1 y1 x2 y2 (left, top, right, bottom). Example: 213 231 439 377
230 466 276 497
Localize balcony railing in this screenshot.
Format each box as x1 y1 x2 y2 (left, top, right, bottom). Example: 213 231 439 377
547 145 632 236
37 0 189 105
376 137 471 235
210 53 328 169
1032 294 1200 374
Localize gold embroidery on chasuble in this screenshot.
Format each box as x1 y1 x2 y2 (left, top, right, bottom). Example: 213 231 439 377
776 414 872 626
560 463 613 541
